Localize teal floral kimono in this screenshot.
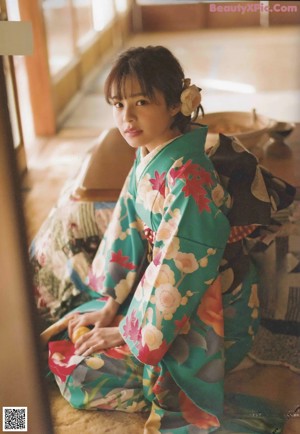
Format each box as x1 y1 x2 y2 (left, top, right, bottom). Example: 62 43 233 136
48 126 292 433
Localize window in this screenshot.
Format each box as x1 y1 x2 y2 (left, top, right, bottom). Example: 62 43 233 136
42 0 122 74
73 0 95 46
115 0 128 13
42 0 75 75
92 0 115 31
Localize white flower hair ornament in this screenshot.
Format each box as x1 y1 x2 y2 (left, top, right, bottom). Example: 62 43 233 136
180 78 203 119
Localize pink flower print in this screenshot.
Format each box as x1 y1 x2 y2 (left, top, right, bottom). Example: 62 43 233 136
122 310 142 342
87 268 105 291
150 171 166 197
153 250 163 266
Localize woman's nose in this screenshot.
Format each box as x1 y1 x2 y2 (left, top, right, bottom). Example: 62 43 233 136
123 105 136 122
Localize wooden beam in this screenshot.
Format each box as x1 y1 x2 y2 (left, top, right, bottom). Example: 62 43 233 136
18 0 56 135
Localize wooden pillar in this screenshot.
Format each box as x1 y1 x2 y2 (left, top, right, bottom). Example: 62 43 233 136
18 0 56 135
0 56 54 434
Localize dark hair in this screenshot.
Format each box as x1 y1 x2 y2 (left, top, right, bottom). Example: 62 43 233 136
104 46 200 133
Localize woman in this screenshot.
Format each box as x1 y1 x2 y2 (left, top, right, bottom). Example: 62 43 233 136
48 46 292 433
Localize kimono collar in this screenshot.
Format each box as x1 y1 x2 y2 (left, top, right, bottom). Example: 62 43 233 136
135 125 208 181
136 135 182 180
140 134 182 159
140 124 208 161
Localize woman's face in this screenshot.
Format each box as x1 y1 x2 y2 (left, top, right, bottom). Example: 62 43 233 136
110 75 181 152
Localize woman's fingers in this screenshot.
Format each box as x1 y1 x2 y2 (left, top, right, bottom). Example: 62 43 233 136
81 344 98 358
67 314 83 339
67 312 96 340
66 308 119 341
67 310 123 348
74 329 104 355
64 312 79 320
74 327 124 356
71 326 90 343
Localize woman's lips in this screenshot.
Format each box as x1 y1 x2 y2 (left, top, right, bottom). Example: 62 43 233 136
124 128 143 138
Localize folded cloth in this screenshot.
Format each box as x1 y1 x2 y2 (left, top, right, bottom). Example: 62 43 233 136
208 133 296 295
208 133 296 226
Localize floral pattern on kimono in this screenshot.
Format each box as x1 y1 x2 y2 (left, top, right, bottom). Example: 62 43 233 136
48 127 295 433
87 126 232 426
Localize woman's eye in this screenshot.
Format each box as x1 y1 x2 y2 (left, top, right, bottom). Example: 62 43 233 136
114 101 123 108
136 99 148 106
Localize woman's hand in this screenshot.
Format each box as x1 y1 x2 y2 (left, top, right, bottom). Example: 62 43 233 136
74 326 125 357
67 297 120 341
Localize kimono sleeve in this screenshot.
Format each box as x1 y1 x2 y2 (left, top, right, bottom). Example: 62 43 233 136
119 158 231 365
88 166 147 304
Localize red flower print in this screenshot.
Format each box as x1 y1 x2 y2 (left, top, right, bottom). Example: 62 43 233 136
170 160 193 181
150 171 166 197
152 371 171 396
182 179 211 212
48 340 79 382
137 340 169 365
179 391 220 429
105 344 131 360
174 315 189 332
122 310 142 342
170 161 213 212
110 249 136 270
197 277 224 337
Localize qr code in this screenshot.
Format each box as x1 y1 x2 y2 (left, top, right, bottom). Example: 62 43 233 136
2 407 27 432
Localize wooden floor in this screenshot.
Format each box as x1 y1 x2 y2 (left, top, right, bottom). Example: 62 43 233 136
22 26 300 433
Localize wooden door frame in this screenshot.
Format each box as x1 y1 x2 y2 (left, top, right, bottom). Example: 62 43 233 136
0 54 54 434
0 0 28 173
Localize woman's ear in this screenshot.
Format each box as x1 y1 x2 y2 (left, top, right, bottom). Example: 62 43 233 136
169 103 181 117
